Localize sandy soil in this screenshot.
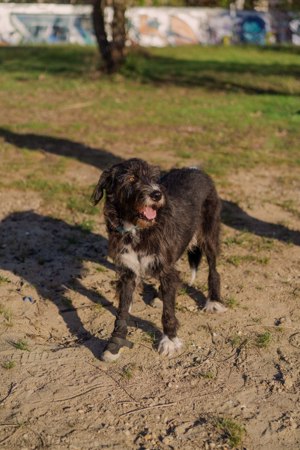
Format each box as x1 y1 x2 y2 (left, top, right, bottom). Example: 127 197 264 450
0 162 299 450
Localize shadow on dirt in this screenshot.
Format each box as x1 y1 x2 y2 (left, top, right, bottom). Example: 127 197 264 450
222 200 300 246
1 127 299 246
0 127 122 171
0 211 160 358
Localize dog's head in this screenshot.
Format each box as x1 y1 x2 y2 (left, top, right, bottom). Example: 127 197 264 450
92 158 165 229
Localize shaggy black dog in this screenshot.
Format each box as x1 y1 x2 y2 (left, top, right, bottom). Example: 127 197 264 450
92 158 226 361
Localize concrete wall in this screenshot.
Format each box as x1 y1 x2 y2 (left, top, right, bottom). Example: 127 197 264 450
0 3 298 46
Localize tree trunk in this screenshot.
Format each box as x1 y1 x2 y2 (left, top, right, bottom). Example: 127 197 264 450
92 0 126 73
111 0 126 68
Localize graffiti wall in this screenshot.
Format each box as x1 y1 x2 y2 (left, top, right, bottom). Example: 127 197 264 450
290 17 300 44
0 4 96 45
0 3 298 47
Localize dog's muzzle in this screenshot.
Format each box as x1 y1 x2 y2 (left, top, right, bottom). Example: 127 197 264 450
150 190 162 202
138 189 163 222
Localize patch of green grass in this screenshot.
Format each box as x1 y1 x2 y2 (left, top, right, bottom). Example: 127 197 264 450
2 360 15 369
0 45 97 79
93 303 104 313
178 287 188 296
225 296 239 309
121 363 136 380
256 256 270 265
0 304 13 326
224 232 275 252
255 331 272 348
67 196 98 215
78 219 95 233
229 334 243 348
0 275 11 285
11 176 73 199
95 265 107 273
199 371 215 379
276 199 300 219
223 235 241 247
142 331 156 344
124 46 300 93
176 149 192 159
226 254 269 267
11 339 30 351
216 417 245 448
0 45 299 180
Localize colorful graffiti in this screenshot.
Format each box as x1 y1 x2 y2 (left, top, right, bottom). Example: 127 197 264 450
127 8 272 46
0 4 95 45
0 4 298 47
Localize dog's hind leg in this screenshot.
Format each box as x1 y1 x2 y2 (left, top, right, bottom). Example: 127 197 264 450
188 246 203 286
101 269 136 362
201 193 227 313
158 269 183 356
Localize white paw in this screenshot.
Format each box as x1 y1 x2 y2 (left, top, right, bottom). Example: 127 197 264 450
203 300 227 313
150 297 162 308
158 335 183 357
101 349 121 362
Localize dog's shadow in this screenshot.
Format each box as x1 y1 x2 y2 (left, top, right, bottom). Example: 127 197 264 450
142 281 207 310
0 211 160 358
0 127 299 248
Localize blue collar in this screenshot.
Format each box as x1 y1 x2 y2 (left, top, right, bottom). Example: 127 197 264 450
114 224 140 234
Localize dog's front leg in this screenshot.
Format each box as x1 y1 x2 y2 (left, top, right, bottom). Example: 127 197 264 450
158 269 183 357
101 269 136 362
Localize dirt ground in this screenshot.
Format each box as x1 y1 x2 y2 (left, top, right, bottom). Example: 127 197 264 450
0 156 299 449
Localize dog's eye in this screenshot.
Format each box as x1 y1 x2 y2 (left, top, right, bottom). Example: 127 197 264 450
128 175 135 183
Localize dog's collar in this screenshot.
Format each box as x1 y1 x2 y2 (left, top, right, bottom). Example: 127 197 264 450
114 223 140 235
115 226 137 234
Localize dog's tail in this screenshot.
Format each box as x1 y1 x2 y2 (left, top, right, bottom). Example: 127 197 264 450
187 246 202 286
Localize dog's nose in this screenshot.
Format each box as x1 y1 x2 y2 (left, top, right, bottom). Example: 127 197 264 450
150 190 162 202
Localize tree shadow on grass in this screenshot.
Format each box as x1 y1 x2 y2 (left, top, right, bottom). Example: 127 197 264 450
0 46 96 78
122 53 300 95
257 45 300 57
1 46 299 95
0 211 159 358
0 127 299 247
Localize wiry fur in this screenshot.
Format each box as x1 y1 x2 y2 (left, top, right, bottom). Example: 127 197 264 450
92 158 226 361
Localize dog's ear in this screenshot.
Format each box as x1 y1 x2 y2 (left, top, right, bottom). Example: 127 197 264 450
151 165 161 181
91 168 115 205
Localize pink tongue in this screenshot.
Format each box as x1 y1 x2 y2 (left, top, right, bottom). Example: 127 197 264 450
142 206 157 220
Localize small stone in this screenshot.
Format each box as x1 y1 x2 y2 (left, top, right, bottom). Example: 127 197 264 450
176 424 188 435
163 436 173 445
187 305 197 312
284 375 293 389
